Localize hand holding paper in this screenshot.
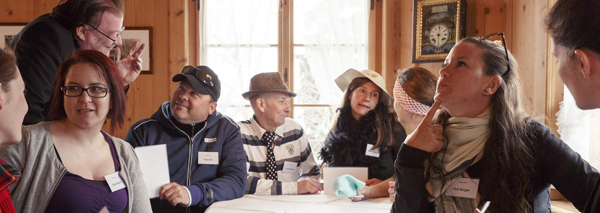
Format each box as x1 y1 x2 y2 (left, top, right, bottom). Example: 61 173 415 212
134 144 170 198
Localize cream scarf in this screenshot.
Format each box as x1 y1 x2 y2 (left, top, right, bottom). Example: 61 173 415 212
425 108 491 212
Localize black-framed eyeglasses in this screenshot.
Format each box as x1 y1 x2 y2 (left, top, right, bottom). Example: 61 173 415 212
182 66 214 87
88 25 124 43
61 86 111 98
480 32 511 76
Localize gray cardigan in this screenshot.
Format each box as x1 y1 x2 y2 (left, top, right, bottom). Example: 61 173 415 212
0 122 152 213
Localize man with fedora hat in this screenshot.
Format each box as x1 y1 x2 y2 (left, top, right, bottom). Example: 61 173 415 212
125 65 246 212
239 72 321 195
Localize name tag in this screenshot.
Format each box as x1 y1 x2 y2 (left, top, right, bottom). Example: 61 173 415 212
105 172 126 192
282 161 297 174
204 138 217 143
198 152 219 165
365 144 380 158
445 178 479 199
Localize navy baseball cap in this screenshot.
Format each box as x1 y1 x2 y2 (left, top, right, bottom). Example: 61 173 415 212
172 65 221 102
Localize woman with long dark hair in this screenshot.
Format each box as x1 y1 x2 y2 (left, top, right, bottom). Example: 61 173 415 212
320 69 406 187
393 36 599 212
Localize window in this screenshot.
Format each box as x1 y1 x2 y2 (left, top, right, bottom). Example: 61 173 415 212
201 0 369 154
556 86 600 169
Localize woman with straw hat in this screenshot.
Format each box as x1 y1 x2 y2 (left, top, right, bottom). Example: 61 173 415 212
320 68 406 192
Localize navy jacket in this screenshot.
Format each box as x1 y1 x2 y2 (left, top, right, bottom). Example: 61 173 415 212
125 101 247 212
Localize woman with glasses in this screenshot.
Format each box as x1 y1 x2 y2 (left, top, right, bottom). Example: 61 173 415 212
392 36 599 212
0 49 28 213
350 67 437 202
320 69 407 190
0 50 151 213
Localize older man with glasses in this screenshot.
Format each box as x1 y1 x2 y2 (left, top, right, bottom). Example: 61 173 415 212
8 0 145 125
125 65 247 213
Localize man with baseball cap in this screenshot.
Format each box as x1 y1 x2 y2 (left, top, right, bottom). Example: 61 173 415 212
126 65 246 212
238 72 321 195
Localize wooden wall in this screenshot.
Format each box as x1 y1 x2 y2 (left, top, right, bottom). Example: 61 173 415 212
373 0 562 132
1 0 562 137
0 0 197 138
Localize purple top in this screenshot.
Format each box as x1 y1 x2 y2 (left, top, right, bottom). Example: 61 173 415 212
45 132 128 213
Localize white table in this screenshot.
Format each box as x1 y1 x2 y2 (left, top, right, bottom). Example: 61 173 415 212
206 193 392 213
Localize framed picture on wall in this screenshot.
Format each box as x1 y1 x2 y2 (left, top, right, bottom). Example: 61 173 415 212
110 26 153 74
412 0 466 63
0 23 26 50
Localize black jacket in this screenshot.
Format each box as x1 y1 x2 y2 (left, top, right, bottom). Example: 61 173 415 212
392 121 600 213
9 14 78 125
584 175 600 212
320 108 406 180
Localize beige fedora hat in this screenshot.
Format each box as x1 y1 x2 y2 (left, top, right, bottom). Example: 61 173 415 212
242 72 297 100
334 68 392 107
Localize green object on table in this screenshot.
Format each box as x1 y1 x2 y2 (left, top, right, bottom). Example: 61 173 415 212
332 174 365 198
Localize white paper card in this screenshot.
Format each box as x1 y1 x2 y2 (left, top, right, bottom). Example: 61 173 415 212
445 178 479 199
105 172 126 192
198 152 219 165
322 167 368 194
282 161 297 174
134 144 170 198
365 144 380 158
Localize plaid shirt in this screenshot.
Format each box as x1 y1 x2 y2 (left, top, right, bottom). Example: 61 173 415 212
0 158 19 213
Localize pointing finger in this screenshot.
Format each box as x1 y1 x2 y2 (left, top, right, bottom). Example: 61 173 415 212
419 100 442 127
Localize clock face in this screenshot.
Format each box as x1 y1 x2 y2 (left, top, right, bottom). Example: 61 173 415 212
429 23 450 48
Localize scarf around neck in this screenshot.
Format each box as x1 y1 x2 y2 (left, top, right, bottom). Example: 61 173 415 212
425 108 491 212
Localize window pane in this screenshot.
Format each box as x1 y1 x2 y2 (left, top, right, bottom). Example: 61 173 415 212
294 0 369 45
293 106 336 163
206 47 277 120
206 0 278 45
222 107 255 124
293 46 366 105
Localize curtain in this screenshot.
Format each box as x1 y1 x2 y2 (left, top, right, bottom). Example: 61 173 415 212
556 86 600 168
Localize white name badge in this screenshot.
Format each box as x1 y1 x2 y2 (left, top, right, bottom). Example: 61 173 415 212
105 172 126 192
445 178 479 199
198 152 219 165
365 144 380 158
282 161 297 174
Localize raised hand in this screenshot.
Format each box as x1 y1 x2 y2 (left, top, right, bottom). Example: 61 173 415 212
404 100 444 153
115 40 146 85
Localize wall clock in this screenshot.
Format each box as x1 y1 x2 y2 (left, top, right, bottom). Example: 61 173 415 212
412 0 466 63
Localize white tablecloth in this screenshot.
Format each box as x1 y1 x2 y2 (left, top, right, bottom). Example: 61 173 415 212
206 193 392 213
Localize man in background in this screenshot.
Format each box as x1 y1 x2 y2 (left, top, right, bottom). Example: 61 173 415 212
9 0 145 124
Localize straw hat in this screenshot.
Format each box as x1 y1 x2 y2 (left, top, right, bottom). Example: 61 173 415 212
334 68 392 107
242 72 297 99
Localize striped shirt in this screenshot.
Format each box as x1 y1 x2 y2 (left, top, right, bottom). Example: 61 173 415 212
239 117 321 195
